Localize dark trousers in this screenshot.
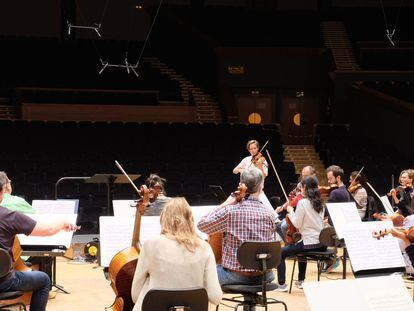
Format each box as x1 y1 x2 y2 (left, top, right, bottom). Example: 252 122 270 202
0 270 50 311
277 241 326 285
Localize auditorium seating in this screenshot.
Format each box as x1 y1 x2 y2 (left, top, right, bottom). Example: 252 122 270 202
314 124 414 194
0 120 296 233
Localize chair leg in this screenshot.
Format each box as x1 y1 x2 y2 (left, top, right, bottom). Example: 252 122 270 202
289 257 297 294
317 260 321 281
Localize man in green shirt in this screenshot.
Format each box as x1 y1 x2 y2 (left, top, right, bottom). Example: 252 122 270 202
0 171 36 214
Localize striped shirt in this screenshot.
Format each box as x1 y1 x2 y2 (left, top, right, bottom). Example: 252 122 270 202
198 196 277 272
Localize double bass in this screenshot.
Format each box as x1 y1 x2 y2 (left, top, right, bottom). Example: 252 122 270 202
107 161 149 311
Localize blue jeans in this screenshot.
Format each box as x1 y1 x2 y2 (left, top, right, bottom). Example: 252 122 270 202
217 265 274 311
217 265 274 285
276 219 288 242
0 271 50 311
277 241 326 285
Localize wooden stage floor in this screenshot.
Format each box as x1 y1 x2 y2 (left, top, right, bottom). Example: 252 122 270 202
44 256 362 311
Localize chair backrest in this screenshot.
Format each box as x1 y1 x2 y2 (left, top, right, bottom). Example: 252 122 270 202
319 227 339 247
364 195 377 220
0 248 12 278
237 241 281 271
141 288 208 311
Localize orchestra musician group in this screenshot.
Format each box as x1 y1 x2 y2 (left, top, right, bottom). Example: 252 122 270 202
1 141 414 311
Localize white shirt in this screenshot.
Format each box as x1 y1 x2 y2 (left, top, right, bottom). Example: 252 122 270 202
131 235 222 311
288 197 324 246
233 155 269 176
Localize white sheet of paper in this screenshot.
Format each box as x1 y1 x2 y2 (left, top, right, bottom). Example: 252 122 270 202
326 202 361 239
99 216 134 267
380 195 395 216
191 205 217 240
113 200 136 217
342 221 405 272
18 214 78 248
99 216 161 267
304 275 414 311
32 200 78 214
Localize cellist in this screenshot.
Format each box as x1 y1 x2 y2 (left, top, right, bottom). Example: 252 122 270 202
0 177 78 311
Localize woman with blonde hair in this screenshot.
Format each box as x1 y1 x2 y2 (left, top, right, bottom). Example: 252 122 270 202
131 198 222 311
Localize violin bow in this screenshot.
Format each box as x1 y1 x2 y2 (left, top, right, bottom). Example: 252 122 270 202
115 160 140 194
348 166 365 189
259 140 269 154
265 149 289 202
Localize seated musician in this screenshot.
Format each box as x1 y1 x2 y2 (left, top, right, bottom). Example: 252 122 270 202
143 173 170 216
326 165 350 203
131 198 222 311
198 166 278 290
348 171 368 220
275 176 326 291
0 171 36 214
389 214 414 273
389 169 413 217
0 177 78 311
276 166 316 242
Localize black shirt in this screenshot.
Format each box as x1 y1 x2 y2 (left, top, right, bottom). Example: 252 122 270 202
0 206 36 281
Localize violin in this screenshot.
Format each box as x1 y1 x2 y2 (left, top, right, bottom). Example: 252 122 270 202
318 184 338 195
372 226 414 243
231 183 248 202
373 212 405 227
251 152 265 165
284 187 302 244
348 183 362 194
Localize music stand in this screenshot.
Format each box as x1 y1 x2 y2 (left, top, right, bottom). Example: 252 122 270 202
85 174 140 215
208 185 228 204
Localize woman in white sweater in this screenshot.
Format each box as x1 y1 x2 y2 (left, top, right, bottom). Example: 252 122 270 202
131 198 222 311
275 176 326 291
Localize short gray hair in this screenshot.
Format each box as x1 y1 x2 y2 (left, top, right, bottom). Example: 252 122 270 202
0 171 8 189
240 166 263 194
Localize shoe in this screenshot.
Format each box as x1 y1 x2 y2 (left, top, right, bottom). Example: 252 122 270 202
48 291 57 300
275 283 288 292
295 280 304 289
324 258 340 273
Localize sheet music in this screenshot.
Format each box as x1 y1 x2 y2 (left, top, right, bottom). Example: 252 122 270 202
303 275 414 311
326 202 361 239
380 195 394 216
113 200 136 217
99 216 161 267
191 205 217 240
18 214 78 248
342 221 405 272
32 200 78 214
99 216 134 267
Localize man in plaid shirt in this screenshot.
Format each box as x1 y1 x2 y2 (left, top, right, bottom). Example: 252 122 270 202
198 166 278 288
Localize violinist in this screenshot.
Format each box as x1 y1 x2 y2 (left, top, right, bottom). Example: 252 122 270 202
142 173 171 216
233 140 274 213
198 166 278 295
276 166 316 242
348 171 368 220
0 176 78 311
326 165 351 203
275 176 326 292
389 169 413 217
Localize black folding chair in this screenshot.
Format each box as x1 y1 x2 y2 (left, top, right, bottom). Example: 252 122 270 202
141 288 208 311
0 249 27 311
289 227 339 293
218 241 287 311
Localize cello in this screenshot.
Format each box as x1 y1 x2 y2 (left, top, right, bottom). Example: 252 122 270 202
107 161 149 311
208 183 248 263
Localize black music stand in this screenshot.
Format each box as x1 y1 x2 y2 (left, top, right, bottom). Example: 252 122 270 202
85 174 140 215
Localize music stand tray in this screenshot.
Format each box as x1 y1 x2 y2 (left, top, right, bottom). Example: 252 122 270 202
85 174 140 215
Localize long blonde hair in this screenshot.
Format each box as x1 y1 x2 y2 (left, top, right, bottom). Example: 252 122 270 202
160 197 202 252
